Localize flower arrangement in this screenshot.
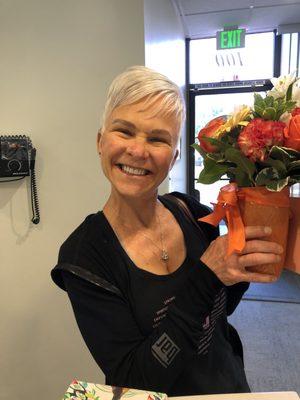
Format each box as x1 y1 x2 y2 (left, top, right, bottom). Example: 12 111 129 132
193 74 300 192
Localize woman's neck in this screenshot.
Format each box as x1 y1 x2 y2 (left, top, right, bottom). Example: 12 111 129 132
103 190 162 230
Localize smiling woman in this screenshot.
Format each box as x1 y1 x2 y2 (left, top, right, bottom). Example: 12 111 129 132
98 98 180 199
51 66 283 397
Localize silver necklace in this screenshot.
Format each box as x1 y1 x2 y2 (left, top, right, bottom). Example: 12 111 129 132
157 212 169 262
113 211 169 262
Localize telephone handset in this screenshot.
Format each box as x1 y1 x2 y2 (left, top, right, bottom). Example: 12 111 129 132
0 135 40 224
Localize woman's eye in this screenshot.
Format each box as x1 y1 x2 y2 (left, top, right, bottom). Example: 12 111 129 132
118 129 132 136
149 137 168 144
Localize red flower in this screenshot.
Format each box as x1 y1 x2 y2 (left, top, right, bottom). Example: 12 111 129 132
291 107 300 117
238 118 285 161
198 116 226 152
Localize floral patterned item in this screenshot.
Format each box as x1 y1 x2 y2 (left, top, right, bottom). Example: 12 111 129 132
62 380 168 400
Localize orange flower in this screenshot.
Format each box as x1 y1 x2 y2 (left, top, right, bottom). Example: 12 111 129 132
284 107 300 151
238 118 285 161
198 116 226 152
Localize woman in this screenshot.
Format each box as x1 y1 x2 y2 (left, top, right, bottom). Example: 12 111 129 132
51 66 283 396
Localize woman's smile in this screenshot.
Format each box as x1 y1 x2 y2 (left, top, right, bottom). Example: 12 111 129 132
116 163 151 176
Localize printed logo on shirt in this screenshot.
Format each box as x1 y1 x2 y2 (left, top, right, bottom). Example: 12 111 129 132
152 296 176 329
151 333 180 368
197 288 227 355
202 315 210 329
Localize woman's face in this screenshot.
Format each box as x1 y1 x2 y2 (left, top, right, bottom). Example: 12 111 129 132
98 97 180 199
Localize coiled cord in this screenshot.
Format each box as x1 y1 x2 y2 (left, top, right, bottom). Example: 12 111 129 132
30 148 40 224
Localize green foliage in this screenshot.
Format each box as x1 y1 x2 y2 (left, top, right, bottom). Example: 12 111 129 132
253 92 296 120
197 157 228 184
191 143 205 158
286 81 294 101
224 148 256 181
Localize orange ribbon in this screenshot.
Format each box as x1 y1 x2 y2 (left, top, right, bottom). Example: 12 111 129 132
199 183 290 255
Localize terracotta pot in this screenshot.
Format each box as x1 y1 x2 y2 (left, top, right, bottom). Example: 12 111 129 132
285 196 300 274
238 187 290 277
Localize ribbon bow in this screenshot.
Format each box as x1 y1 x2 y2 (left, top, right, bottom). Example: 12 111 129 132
199 183 290 256
199 183 245 255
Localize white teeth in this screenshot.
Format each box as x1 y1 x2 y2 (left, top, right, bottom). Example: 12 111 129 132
120 164 148 176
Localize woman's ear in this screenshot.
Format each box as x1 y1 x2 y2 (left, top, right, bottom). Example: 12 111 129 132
97 129 102 155
169 149 179 170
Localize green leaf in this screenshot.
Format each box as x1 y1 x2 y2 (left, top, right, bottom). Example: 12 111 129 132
254 105 264 116
197 158 228 184
224 147 256 182
254 92 265 107
288 160 300 174
191 142 201 153
262 107 276 120
268 146 297 165
72 384 83 391
254 167 289 191
266 177 289 191
289 175 300 184
265 95 274 107
286 81 294 101
255 167 280 186
262 157 287 175
285 100 297 112
191 142 206 158
281 146 300 158
227 167 253 187
207 152 226 162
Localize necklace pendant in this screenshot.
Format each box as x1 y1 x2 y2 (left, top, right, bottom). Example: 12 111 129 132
161 250 169 261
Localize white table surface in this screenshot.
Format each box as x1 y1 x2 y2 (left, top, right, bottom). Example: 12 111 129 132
171 392 299 400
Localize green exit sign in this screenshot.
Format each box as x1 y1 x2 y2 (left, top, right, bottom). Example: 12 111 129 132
217 28 245 50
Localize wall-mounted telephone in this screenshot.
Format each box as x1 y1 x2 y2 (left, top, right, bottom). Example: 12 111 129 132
0 135 40 224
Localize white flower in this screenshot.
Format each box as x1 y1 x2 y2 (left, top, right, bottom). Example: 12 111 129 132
292 79 300 106
268 73 297 99
279 111 292 124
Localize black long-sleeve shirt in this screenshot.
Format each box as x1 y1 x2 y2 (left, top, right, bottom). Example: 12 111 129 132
51 192 250 396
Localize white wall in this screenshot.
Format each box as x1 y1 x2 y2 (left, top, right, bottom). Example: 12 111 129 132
144 0 186 193
0 1 145 399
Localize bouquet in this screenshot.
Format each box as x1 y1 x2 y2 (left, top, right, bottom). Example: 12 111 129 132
193 74 300 276
193 74 300 191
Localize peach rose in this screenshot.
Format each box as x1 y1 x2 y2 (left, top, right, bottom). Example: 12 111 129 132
198 116 226 152
284 107 300 151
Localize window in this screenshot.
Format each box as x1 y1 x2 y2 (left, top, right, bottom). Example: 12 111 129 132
190 32 274 84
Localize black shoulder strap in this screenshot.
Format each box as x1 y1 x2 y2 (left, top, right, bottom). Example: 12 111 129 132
162 193 202 231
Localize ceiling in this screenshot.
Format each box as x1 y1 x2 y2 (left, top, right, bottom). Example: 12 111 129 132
172 0 300 38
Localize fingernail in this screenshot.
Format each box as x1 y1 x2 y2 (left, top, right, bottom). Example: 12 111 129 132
264 226 272 234
278 246 284 254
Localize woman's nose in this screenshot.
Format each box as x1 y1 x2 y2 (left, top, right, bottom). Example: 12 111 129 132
126 138 149 159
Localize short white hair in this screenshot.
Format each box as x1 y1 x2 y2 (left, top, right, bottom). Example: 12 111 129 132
101 65 185 132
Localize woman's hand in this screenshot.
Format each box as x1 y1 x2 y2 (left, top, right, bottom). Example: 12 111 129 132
200 226 283 286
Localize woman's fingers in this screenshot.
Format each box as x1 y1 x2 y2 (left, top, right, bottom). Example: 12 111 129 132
241 239 283 255
244 225 272 239
200 226 283 286
239 270 277 283
238 252 281 267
